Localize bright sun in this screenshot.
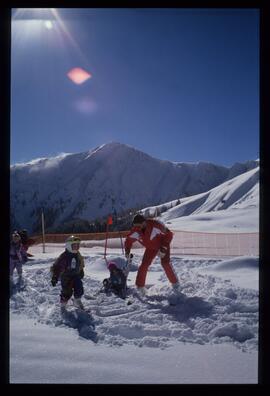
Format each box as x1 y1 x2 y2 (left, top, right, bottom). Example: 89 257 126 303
44 20 53 30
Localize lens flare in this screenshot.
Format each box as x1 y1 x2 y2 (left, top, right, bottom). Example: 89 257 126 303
67 67 92 85
73 97 97 114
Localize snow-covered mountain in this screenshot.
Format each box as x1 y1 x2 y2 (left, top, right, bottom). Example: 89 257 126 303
10 142 258 233
140 166 259 232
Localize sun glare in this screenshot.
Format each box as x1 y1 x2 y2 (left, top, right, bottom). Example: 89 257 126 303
12 8 93 87
44 20 53 29
12 8 89 60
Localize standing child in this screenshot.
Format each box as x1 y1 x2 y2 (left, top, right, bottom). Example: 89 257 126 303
10 231 28 288
50 235 85 310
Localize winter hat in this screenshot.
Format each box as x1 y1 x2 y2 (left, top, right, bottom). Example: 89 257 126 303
132 213 146 225
108 262 118 271
12 231 21 242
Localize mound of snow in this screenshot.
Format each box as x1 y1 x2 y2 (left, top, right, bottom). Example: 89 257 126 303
209 256 259 271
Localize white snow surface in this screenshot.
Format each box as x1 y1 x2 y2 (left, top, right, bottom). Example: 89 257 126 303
10 235 258 383
142 166 259 233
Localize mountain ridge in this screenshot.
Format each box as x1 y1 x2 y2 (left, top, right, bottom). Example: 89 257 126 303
10 142 259 233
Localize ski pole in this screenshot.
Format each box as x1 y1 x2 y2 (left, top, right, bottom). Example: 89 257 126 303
123 253 133 277
104 223 109 259
119 231 124 255
104 215 113 260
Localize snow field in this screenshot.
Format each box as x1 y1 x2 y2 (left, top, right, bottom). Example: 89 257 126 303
10 249 258 352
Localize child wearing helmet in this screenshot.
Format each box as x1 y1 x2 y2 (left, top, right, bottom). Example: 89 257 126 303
103 257 129 299
10 231 28 288
50 235 85 310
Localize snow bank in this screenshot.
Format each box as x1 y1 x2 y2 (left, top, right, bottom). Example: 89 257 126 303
209 256 258 271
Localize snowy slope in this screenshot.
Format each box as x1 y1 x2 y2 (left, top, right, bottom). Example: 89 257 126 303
141 166 259 232
10 142 258 233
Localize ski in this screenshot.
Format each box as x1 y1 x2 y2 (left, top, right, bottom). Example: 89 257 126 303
84 289 133 305
94 303 138 317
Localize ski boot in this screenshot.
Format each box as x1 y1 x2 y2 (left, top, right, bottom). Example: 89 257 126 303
73 298 84 310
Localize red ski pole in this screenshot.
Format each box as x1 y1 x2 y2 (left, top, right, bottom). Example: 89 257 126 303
104 215 113 260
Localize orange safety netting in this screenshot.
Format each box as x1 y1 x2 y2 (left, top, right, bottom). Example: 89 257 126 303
31 229 259 257
170 230 259 257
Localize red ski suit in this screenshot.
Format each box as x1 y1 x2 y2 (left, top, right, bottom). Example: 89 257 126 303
124 219 178 287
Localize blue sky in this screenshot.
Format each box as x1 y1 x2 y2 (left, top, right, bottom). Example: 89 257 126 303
11 8 259 166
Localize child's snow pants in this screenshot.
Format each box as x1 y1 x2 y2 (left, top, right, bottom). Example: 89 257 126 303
60 274 84 303
10 258 23 278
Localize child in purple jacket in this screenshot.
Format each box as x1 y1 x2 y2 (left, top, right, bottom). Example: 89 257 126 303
10 231 28 287
50 235 85 310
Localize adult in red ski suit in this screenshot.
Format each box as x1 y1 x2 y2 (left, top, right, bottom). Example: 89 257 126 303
124 214 179 289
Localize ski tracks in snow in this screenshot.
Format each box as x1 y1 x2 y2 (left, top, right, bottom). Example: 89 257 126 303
9 256 258 351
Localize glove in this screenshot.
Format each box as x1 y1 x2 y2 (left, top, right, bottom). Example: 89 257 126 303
51 277 58 287
157 246 168 259
125 252 133 263
103 278 111 290
80 270 84 279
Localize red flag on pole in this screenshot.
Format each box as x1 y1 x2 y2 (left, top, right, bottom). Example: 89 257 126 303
107 215 113 225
